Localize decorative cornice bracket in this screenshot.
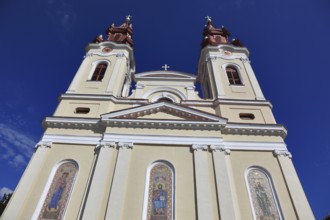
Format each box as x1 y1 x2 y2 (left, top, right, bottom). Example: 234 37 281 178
273 150 292 158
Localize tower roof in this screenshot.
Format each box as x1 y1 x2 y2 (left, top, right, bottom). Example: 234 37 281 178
201 17 244 48
106 15 134 47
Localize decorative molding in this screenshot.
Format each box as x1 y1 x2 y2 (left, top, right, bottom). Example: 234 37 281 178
273 150 292 158
240 57 251 63
142 87 187 100
223 123 287 138
118 142 133 149
41 134 102 145
101 102 226 123
103 133 223 146
210 145 231 155
43 117 100 130
192 144 208 151
35 141 52 149
99 141 116 148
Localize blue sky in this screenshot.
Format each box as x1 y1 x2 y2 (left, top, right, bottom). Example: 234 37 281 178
0 0 329 218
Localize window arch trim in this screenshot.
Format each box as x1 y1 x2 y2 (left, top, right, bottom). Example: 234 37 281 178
88 60 111 81
143 87 187 101
221 63 244 86
32 159 79 220
244 166 283 220
142 160 175 220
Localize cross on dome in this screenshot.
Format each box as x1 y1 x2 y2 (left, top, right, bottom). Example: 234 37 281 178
162 64 170 71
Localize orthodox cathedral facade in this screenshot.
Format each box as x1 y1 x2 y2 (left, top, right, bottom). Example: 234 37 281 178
2 17 314 220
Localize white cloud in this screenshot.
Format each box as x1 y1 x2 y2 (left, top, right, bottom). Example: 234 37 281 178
0 123 36 169
0 187 13 198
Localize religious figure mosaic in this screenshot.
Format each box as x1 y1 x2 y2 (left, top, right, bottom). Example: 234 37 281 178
38 162 77 220
146 163 173 220
247 168 281 220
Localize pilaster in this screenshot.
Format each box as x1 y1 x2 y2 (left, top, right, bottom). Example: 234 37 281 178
206 57 226 98
2 142 51 220
191 144 215 220
105 142 133 220
106 55 126 95
241 58 265 100
210 145 240 220
81 141 116 220
273 150 315 220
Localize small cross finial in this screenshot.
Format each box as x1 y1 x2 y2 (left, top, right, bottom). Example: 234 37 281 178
162 64 170 71
126 15 132 21
205 16 212 22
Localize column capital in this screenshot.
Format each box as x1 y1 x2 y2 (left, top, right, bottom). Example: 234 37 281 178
273 150 292 158
210 145 231 155
192 144 208 151
118 142 133 149
99 141 116 148
35 141 52 149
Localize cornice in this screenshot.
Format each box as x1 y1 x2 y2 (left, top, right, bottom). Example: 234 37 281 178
61 93 272 108
60 93 149 104
223 123 287 138
102 118 224 130
42 117 100 130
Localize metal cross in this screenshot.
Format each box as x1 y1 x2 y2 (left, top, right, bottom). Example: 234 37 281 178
126 15 132 20
162 64 170 71
205 16 212 21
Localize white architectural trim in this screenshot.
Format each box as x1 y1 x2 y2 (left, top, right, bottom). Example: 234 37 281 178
151 92 178 103
142 160 175 220
40 134 287 151
244 166 284 220
191 144 208 151
103 133 223 146
101 101 226 122
142 87 187 100
42 117 99 130
41 134 101 145
222 141 287 151
273 150 292 158
223 123 287 138
60 93 273 108
32 159 79 220
210 145 231 155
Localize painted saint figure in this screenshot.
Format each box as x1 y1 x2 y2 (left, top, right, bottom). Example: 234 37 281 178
48 172 68 210
255 182 272 217
152 184 166 215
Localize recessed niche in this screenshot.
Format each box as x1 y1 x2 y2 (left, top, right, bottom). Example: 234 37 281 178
75 107 90 114
239 113 255 120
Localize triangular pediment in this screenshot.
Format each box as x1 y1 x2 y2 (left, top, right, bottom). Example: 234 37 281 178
101 102 227 123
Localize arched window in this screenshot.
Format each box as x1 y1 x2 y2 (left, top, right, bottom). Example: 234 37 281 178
246 167 282 220
91 62 107 81
144 161 174 220
38 161 78 220
226 66 242 85
156 97 173 103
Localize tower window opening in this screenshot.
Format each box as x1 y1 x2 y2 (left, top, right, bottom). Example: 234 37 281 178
75 107 90 114
91 63 107 81
226 66 242 85
239 113 255 120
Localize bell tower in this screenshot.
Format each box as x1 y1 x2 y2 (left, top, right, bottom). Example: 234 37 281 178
67 15 135 97
198 17 264 101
